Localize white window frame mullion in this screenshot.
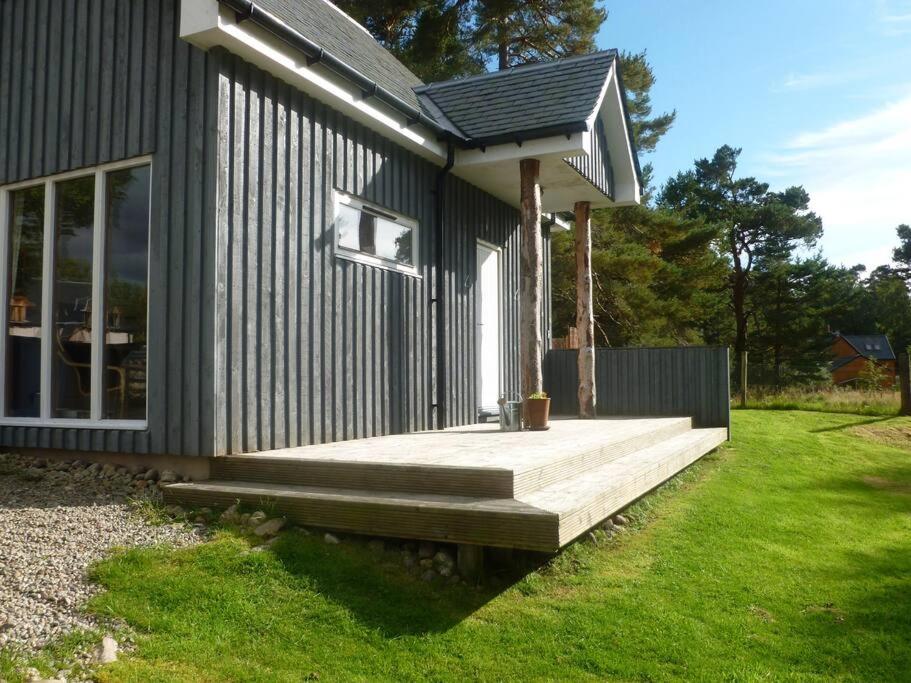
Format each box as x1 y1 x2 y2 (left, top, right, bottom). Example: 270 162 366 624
0 154 152 430
0 189 9 418
89 170 106 421
39 180 55 420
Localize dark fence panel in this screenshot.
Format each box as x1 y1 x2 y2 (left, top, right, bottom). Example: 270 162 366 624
543 347 730 430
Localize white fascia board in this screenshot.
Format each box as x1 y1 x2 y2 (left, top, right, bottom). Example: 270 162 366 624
585 63 615 131
546 214 572 232
180 0 447 164
602 71 641 204
454 131 588 168
583 62 641 205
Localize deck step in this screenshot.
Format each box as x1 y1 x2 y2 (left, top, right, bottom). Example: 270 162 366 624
520 427 729 546
162 480 560 551
209 417 693 499
163 426 726 552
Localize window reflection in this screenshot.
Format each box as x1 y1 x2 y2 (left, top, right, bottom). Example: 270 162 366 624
6 186 44 417
52 175 95 419
337 203 414 266
103 166 149 419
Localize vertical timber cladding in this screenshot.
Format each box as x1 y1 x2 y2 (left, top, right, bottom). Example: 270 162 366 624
565 117 613 199
214 53 523 455
0 0 219 456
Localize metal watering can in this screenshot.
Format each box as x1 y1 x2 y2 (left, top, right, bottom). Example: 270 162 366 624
497 394 522 431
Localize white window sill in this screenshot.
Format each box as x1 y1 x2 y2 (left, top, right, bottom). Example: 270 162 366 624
0 418 148 430
335 249 421 278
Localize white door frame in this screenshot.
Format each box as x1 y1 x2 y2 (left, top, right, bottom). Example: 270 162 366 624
476 239 502 415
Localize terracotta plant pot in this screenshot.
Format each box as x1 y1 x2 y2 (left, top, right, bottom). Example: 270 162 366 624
523 398 551 430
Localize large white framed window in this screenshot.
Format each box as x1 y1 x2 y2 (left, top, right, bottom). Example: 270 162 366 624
0 156 152 429
333 191 419 276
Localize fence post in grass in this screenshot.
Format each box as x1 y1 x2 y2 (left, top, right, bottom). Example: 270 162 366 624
740 351 748 408
899 352 911 416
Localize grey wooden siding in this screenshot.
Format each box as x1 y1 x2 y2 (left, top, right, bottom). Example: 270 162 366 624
565 117 613 199
543 347 731 429
213 53 523 454
0 0 218 456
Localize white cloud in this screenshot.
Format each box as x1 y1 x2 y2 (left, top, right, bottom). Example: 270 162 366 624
777 69 856 92
757 92 911 271
876 0 911 35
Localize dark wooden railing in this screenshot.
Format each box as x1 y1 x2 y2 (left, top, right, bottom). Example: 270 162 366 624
543 347 730 430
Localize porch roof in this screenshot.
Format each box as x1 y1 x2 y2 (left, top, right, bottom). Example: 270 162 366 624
415 51 618 147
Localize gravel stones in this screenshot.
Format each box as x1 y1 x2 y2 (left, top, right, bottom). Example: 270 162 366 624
0 453 204 653
158 470 179 484
253 517 286 537
96 635 119 664
247 511 268 528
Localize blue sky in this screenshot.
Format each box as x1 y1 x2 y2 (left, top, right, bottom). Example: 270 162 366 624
598 0 911 271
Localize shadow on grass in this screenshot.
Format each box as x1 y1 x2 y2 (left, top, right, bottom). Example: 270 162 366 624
810 416 896 434
269 532 548 637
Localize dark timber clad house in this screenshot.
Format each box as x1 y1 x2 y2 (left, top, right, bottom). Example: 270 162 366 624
0 0 642 460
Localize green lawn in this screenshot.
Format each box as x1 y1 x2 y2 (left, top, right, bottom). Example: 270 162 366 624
79 412 911 680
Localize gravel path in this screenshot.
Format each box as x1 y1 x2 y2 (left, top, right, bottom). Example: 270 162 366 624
0 454 205 652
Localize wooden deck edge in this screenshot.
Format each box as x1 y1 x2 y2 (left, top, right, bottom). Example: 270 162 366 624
210 459 516 499
555 429 727 547
163 483 560 551
513 417 693 496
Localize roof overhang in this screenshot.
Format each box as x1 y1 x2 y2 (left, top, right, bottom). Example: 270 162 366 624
180 0 642 213
180 0 449 163
450 64 641 212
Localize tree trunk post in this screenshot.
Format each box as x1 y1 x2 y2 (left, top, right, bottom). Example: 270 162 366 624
574 200 595 418
519 158 543 400
740 350 748 408
899 352 911 416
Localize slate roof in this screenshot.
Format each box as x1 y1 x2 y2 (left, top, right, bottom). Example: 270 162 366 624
241 2 635 163
836 334 896 360
414 51 618 144
255 0 424 110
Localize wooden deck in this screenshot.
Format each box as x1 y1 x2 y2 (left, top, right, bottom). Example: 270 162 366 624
164 418 727 552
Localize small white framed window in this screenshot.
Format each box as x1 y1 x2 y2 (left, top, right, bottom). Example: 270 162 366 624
333 192 419 276
0 156 152 429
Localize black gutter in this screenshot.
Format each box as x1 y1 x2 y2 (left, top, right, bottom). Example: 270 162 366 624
456 121 590 150
432 142 455 429
218 0 462 143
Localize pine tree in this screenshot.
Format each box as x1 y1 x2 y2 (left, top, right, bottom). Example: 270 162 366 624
472 0 605 70
660 146 823 388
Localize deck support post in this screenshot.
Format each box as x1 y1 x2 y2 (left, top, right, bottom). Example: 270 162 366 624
574 200 595 418
457 544 485 582
519 158 543 400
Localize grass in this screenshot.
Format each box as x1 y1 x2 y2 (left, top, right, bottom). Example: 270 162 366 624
9 410 911 681
737 386 901 416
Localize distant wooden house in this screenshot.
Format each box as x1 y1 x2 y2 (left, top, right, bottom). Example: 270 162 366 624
830 334 897 387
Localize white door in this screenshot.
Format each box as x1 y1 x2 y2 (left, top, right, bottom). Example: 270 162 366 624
476 242 501 415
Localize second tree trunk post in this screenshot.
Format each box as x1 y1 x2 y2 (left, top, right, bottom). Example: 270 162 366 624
575 201 595 418
519 158 543 400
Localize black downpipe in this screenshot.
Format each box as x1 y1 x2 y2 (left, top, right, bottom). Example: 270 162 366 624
218 0 460 142
433 143 455 429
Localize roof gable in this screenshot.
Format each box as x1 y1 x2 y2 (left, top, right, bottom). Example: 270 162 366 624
836 334 896 360
415 51 617 145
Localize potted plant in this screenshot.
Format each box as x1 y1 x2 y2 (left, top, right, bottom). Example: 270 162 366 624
523 391 551 430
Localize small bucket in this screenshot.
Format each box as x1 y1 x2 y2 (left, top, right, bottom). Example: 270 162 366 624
498 396 522 431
